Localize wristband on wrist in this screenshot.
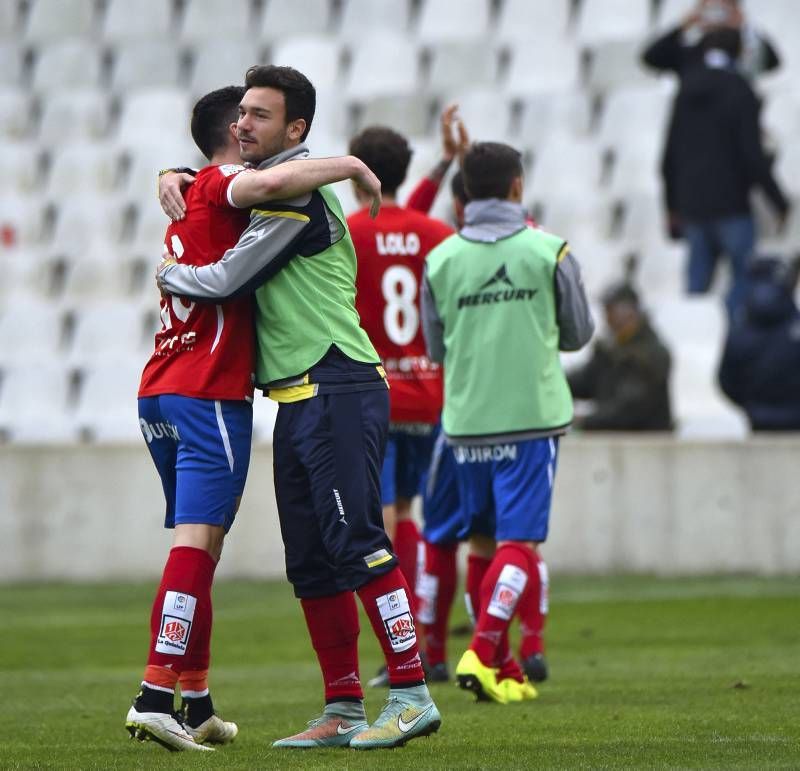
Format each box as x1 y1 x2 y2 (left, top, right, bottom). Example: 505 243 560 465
158 166 197 177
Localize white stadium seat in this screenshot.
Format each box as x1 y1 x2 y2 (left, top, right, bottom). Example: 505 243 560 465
355 93 432 138
504 38 581 95
102 0 174 43
0 42 24 87
73 357 148 442
110 40 184 92
48 195 128 254
574 0 652 46
516 91 593 150
30 39 103 93
259 0 332 44
439 89 513 143
656 0 699 28
24 0 96 43
271 36 343 91
0 362 78 443
0 295 68 363
585 39 656 94
345 32 419 100
425 41 499 95
495 0 572 43
115 88 192 147
180 0 254 43
189 40 264 95
0 140 40 196
415 0 491 43
0 0 19 37
338 0 411 41
67 300 156 367
37 88 111 145
529 137 605 198
598 84 675 148
122 139 203 202
0 88 29 139
0 194 46 246
45 142 122 199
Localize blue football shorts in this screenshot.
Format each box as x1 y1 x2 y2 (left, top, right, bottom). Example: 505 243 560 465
380 423 438 506
453 436 559 543
420 430 464 545
138 395 253 532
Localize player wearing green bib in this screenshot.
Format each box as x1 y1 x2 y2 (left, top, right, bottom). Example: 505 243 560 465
422 142 594 704
158 65 440 750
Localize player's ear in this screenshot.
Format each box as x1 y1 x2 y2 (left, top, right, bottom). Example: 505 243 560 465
287 118 306 143
228 122 238 141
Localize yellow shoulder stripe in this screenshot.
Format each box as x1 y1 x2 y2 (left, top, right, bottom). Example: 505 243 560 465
252 209 311 223
556 243 570 263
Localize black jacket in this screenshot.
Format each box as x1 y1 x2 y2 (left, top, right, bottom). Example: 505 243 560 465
642 25 780 77
568 319 673 431
660 63 788 222
718 271 800 430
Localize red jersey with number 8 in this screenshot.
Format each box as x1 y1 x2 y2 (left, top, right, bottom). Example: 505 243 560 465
138 164 255 401
350 204 453 423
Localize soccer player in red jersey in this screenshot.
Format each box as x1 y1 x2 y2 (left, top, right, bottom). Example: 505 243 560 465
347 126 456 683
127 85 383 752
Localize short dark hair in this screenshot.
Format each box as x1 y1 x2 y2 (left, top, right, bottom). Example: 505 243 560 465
450 170 469 204
462 142 523 200
244 64 316 141
190 86 245 161
349 126 412 196
601 281 640 308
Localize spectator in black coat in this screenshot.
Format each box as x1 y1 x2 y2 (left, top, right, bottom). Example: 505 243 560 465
719 256 800 430
642 0 780 80
660 27 789 315
568 284 673 432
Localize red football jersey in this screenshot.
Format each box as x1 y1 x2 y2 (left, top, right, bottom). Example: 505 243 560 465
139 164 255 401
349 204 453 424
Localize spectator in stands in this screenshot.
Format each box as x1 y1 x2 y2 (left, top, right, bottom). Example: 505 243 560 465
660 26 789 314
642 0 780 80
568 282 673 432
718 256 800 430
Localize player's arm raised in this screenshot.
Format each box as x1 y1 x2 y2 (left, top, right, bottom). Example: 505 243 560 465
231 156 381 216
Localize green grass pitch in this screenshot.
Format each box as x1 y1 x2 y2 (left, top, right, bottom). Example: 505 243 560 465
1 575 798 769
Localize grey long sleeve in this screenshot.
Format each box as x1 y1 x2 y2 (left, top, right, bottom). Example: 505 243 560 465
421 266 445 364
556 251 594 351
158 203 310 302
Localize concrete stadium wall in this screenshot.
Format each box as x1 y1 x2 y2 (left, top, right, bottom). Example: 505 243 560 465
1 437 799 582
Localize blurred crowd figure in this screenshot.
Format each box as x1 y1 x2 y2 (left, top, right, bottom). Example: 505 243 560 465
642 0 780 79
718 256 800 431
567 281 673 432
642 0 789 316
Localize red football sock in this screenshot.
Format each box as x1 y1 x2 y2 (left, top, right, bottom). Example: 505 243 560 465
143 546 217 688
470 543 532 668
393 519 422 614
496 632 525 683
465 553 492 626
301 591 363 702
519 551 549 659
357 567 425 685
418 541 458 667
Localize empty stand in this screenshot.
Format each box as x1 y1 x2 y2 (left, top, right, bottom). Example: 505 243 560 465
110 40 184 92
504 38 581 95
101 0 175 43
495 0 572 43
24 0 96 44
575 0 652 46
180 0 255 43
271 36 343 91
115 88 192 147
30 39 103 93
189 39 264 95
338 0 411 41
259 0 332 44
0 42 24 87
415 0 491 43
345 32 419 100
425 41 499 95
37 88 111 145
